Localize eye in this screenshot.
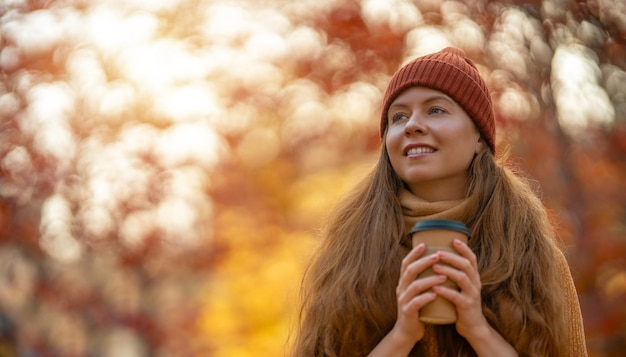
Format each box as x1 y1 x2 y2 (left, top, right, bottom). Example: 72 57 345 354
428 106 447 115
390 112 409 123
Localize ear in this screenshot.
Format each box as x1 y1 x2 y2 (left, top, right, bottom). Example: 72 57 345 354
475 136 485 154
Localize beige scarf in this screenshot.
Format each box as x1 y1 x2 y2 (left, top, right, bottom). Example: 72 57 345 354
399 188 473 247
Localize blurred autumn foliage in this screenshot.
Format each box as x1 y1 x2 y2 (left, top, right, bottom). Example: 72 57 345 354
0 0 625 356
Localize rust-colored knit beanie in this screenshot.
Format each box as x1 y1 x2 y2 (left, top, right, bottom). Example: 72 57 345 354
380 47 495 152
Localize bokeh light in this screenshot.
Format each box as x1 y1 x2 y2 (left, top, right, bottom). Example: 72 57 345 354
1 0 625 356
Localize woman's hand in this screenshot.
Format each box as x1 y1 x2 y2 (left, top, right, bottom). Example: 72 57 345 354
432 239 518 356
368 243 444 356
394 243 445 343
431 238 486 337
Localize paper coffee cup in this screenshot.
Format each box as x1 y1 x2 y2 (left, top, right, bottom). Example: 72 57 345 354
409 219 470 324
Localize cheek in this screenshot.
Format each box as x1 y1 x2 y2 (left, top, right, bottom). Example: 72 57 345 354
455 138 480 167
384 129 397 151
385 125 404 146
445 123 480 147
384 136 402 170
441 127 479 161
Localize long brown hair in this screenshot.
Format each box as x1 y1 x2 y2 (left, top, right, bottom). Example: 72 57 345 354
290 144 569 356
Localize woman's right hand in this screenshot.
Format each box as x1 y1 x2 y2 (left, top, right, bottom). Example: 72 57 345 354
368 243 444 356
394 243 445 344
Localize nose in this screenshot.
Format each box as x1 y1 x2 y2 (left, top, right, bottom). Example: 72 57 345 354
404 113 428 136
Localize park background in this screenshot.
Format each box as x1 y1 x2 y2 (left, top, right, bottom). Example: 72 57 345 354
0 0 625 356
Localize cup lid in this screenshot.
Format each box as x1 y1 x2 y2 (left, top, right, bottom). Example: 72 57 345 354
409 219 470 236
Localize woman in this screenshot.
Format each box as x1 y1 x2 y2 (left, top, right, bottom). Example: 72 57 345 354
291 47 587 356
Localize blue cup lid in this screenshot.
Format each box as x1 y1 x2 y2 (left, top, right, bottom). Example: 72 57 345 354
409 219 470 237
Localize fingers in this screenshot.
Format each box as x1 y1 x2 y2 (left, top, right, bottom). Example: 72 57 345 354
431 239 481 307
398 276 440 313
431 264 476 306
398 244 438 291
397 244 445 313
451 239 477 268
397 273 443 331
435 239 478 282
400 243 426 274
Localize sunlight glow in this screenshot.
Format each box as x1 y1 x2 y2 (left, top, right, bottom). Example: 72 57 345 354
86 6 158 53
157 196 200 246
404 27 450 61
497 86 540 121
329 82 381 127
153 84 221 122
120 209 155 249
488 9 534 81
202 3 253 44
2 9 67 55
79 205 114 239
0 92 20 122
280 79 330 146
361 0 423 34
284 26 325 61
95 0 181 12
202 3 291 46
117 40 206 89
154 122 226 170
158 167 212 248
24 83 76 171
449 18 485 51
98 82 138 118
40 194 83 263
245 30 289 62
552 44 614 133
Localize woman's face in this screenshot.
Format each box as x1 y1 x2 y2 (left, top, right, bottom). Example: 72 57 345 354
385 87 483 201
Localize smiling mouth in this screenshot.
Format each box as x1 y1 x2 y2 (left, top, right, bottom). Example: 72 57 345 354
406 147 435 156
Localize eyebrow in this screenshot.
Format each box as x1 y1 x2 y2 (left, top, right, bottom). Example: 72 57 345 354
388 94 457 110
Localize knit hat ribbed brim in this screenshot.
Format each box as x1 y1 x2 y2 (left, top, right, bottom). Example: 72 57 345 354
380 47 495 152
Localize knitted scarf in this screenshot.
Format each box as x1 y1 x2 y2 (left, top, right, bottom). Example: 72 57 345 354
399 188 473 247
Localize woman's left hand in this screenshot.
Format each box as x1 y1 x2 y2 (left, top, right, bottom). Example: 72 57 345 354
431 238 488 339
431 239 518 356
